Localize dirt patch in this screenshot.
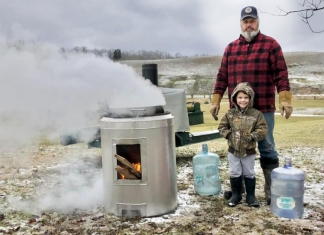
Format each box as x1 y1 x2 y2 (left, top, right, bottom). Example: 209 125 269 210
1 144 324 234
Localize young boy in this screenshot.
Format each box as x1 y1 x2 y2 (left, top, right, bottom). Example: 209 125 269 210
218 82 268 207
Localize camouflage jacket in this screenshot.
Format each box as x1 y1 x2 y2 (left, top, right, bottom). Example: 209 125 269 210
218 82 268 157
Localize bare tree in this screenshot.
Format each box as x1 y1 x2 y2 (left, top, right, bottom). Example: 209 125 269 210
267 0 324 33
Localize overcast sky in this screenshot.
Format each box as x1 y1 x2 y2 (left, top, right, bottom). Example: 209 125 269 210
1 0 324 56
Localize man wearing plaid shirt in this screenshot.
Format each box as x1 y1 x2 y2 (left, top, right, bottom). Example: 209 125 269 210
210 6 293 205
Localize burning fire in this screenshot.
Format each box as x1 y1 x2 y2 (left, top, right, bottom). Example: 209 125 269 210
133 163 141 172
120 162 141 179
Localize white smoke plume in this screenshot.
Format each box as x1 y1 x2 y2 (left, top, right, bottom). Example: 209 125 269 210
0 34 165 150
8 159 105 214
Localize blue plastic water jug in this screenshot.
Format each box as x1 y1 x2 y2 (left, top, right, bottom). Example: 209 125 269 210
270 154 305 219
193 144 221 195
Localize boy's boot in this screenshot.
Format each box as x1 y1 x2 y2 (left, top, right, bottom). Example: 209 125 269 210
260 158 279 205
228 176 242 207
224 174 245 200
244 177 260 207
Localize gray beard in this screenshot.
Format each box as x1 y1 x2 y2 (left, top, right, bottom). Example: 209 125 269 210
241 29 260 42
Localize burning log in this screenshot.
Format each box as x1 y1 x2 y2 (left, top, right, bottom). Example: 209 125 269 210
115 166 138 179
114 154 141 179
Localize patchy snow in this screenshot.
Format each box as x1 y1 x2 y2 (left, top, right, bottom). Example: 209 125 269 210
1 143 324 234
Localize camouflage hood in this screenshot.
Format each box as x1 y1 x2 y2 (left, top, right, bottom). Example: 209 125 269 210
231 82 255 111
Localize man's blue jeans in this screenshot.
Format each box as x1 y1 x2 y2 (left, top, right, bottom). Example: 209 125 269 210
258 112 278 160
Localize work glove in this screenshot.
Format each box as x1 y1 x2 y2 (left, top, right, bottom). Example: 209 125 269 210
210 94 222 121
279 91 293 119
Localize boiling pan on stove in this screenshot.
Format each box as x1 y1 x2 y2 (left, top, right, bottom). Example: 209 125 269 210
106 105 164 118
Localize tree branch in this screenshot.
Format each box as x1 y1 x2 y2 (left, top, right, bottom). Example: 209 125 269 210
262 0 324 33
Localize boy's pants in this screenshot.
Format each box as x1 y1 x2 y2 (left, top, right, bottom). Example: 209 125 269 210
228 152 256 179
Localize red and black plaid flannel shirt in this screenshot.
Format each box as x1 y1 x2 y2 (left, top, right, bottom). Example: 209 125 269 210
213 32 290 113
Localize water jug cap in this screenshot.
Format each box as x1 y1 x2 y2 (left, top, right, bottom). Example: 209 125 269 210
283 154 292 168
202 143 208 153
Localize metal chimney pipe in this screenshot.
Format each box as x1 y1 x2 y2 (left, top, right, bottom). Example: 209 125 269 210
142 64 158 86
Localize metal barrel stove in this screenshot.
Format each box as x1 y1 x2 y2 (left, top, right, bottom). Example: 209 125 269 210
100 111 177 218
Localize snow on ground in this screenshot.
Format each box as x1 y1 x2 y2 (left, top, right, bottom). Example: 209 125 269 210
0 142 324 234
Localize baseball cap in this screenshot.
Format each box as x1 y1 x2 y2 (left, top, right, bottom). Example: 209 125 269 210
241 6 258 20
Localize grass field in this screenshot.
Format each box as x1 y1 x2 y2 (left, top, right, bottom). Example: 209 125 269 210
186 98 324 150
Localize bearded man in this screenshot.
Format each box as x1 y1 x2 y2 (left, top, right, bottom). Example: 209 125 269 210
210 6 293 205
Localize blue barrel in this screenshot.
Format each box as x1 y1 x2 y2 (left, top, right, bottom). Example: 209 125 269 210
270 157 305 219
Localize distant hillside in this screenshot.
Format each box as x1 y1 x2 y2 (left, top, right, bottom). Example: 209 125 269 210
120 52 324 96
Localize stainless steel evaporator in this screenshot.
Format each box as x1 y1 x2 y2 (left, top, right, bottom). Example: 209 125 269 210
100 109 178 218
